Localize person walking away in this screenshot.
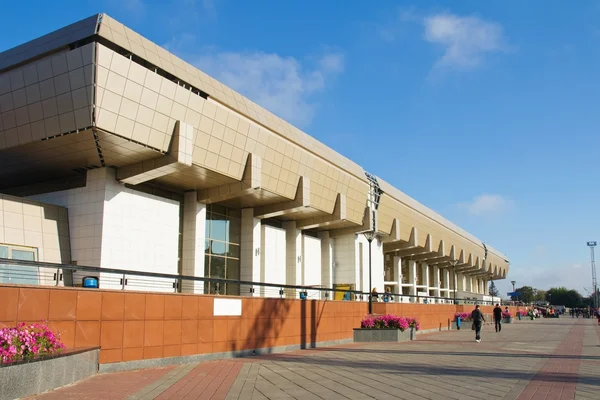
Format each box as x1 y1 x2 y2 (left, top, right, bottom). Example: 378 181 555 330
493 304 503 332
471 305 485 343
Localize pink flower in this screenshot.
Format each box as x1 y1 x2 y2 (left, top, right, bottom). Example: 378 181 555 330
1 321 64 364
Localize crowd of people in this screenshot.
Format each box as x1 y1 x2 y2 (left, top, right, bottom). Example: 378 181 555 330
469 304 600 343
570 307 600 322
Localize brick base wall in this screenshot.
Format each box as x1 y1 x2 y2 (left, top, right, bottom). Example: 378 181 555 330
0 285 520 364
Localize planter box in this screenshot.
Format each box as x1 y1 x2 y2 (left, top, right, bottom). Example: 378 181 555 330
503 317 514 324
353 328 414 342
0 348 98 399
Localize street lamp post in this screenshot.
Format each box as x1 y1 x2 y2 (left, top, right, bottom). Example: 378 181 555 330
364 171 383 315
511 280 516 304
364 230 377 315
449 260 458 305
587 241 598 309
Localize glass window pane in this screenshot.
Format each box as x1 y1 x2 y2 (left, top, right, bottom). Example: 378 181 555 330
204 255 210 277
210 215 227 242
229 217 240 244
226 259 240 296
204 239 210 253
0 246 8 259
210 240 227 256
227 244 240 259
11 250 35 261
211 204 227 216
210 256 225 279
205 212 211 239
8 249 38 285
226 259 240 280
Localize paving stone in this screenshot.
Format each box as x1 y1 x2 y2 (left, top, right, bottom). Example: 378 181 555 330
30 318 598 400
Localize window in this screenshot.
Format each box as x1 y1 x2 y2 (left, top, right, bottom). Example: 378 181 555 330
384 257 395 282
204 205 241 295
401 261 409 284
0 244 38 285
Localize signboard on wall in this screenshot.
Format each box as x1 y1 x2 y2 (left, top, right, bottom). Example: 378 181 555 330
213 298 242 316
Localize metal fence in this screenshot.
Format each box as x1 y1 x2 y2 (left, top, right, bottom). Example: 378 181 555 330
0 258 495 305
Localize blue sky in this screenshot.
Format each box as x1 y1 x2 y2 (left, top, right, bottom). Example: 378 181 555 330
2 1 599 297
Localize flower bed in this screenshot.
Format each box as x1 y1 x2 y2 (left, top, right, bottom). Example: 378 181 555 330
361 314 420 331
502 311 514 323
1 322 64 364
354 314 420 342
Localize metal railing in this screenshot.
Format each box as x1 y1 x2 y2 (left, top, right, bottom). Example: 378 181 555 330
0 258 496 305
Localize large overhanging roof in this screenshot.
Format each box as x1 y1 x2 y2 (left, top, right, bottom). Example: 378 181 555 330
0 13 510 277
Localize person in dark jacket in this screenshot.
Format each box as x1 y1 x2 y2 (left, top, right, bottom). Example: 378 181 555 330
493 304 503 332
471 305 486 342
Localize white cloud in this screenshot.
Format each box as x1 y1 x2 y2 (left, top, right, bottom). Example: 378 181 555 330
423 13 508 69
458 194 512 216
167 37 344 127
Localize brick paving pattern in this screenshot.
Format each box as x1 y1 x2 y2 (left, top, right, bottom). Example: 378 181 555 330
30 318 599 400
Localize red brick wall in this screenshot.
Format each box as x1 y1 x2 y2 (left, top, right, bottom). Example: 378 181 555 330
0 285 519 364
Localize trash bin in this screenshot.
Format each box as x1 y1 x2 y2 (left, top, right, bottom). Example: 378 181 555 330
82 276 99 288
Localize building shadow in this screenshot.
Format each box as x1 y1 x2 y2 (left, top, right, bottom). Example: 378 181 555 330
309 347 600 361
257 350 600 386
231 297 292 356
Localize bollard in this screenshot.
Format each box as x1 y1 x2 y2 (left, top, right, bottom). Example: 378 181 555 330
457 316 461 330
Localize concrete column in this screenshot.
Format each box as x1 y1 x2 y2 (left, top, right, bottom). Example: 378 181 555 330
284 221 302 297
483 280 488 295
393 255 402 289
408 260 417 297
421 263 429 289
433 266 441 298
445 269 452 297
240 208 261 296
466 275 473 293
181 192 206 294
319 231 333 290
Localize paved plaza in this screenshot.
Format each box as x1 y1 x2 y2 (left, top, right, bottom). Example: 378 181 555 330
30 318 599 400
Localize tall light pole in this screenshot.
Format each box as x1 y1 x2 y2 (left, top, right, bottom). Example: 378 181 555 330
364 172 383 315
364 230 376 315
587 241 597 309
449 260 458 305
511 280 517 304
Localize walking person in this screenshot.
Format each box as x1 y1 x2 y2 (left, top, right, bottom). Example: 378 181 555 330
471 304 486 343
493 303 503 332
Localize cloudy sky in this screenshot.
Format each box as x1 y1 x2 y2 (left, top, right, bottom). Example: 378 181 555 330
2 0 600 297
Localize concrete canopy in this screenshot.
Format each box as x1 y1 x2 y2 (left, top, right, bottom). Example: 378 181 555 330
0 13 509 281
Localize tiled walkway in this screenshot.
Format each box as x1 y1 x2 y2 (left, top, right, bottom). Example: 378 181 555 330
30 318 599 400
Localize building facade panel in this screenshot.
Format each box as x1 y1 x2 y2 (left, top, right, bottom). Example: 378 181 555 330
0 13 510 300
0 43 94 151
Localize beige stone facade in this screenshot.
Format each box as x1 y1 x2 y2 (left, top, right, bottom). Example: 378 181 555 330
0 14 508 291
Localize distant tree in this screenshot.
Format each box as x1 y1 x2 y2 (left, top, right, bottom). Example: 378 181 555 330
489 281 500 297
547 287 583 308
534 289 547 302
513 286 535 303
